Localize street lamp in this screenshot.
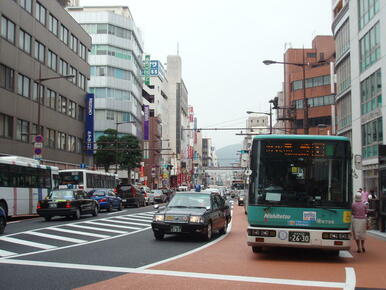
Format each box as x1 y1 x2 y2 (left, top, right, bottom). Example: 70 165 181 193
114 120 136 174
246 106 273 134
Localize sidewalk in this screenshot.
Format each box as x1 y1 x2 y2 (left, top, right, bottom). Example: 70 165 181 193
367 229 386 241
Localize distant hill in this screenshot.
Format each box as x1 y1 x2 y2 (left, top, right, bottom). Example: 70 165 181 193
216 144 241 166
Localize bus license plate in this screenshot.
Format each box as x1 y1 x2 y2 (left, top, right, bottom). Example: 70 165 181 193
289 232 310 243
170 225 181 233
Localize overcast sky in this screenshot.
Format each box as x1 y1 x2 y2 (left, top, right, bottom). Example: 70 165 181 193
80 0 333 150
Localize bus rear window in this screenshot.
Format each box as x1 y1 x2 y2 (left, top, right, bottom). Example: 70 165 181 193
59 172 83 185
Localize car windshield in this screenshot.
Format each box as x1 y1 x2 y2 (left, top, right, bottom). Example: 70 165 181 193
168 193 210 208
89 190 106 196
48 190 74 200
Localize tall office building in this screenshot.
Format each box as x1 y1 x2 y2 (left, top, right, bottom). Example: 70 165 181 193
332 0 384 191
0 0 91 167
68 6 144 141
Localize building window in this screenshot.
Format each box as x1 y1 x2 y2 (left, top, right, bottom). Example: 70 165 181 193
90 66 131 80
292 75 330 91
16 119 29 142
106 110 114 120
34 40 45 63
78 73 86 90
68 100 76 118
67 135 76 152
35 2 46 26
79 43 87 60
91 45 132 60
20 0 32 13
17 74 30 98
306 53 316 58
69 34 78 53
0 113 13 138
30 123 43 143
361 69 382 115
47 128 55 148
60 24 69 45
60 96 67 114
336 93 352 130
362 118 382 159
336 19 350 60
48 14 58 36
57 131 66 150
47 50 57 71
0 63 15 92
19 29 32 54
1 16 15 44
358 0 380 30
47 88 56 110
59 58 68 76
359 22 380 72
69 66 77 85
294 95 335 109
32 82 44 102
336 56 351 94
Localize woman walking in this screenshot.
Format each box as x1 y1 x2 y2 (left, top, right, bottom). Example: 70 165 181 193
352 193 368 253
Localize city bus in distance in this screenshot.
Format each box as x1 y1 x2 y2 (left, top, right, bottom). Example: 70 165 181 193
246 135 352 255
0 156 59 217
58 169 118 192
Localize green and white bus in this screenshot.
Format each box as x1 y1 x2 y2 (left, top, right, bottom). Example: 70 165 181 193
246 135 352 254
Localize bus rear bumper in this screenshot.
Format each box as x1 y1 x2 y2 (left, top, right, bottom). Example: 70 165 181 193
247 227 351 250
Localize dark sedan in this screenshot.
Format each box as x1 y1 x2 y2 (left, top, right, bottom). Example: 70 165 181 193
116 184 146 208
37 189 99 221
152 192 230 241
88 189 122 212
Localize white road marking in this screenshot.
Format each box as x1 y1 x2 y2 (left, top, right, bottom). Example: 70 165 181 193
132 214 154 219
339 251 353 258
65 224 126 234
25 231 86 244
104 219 149 227
344 267 356 290
112 217 152 226
136 213 155 217
84 221 141 230
47 227 109 238
0 259 354 289
118 217 152 223
0 249 17 257
0 237 57 250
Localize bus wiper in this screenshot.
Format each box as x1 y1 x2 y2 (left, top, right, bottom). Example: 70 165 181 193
321 208 337 213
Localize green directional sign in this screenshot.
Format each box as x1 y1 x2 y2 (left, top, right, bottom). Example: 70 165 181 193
144 55 151 85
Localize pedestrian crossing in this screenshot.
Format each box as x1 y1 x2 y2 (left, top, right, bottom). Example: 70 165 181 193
0 211 155 258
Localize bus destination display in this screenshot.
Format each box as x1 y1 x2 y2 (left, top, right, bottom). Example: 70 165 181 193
264 142 326 157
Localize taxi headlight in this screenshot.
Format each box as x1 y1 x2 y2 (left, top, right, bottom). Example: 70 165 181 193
153 214 164 222
189 216 204 223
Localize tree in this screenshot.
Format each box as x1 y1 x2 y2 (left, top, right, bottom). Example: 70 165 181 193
94 129 118 172
118 134 142 181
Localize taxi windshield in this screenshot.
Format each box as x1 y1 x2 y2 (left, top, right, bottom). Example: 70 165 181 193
48 190 74 200
168 194 210 208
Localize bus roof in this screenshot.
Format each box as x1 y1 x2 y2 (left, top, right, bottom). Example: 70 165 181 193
59 169 117 177
252 134 350 142
0 156 59 170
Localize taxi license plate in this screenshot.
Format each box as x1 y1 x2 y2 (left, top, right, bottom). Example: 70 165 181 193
289 231 310 243
170 225 181 233
49 203 57 208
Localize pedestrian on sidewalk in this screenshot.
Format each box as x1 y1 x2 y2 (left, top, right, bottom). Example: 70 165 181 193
352 193 368 253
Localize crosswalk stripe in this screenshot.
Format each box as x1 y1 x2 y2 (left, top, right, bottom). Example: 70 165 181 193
131 215 153 220
137 212 154 216
0 249 17 257
85 221 141 230
25 232 87 244
120 217 152 223
48 228 109 239
134 213 154 217
106 219 150 227
114 217 152 226
0 236 57 250
66 224 126 234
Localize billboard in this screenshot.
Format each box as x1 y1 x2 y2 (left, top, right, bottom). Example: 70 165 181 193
143 55 151 85
85 93 94 155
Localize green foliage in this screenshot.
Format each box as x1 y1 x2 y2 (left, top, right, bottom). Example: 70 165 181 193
94 129 142 173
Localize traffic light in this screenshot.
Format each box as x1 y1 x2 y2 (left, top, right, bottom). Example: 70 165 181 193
270 97 279 109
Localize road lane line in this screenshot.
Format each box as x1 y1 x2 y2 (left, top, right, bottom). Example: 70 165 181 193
104 219 150 227
0 249 17 257
65 224 126 234
0 259 347 288
24 231 86 244
3 227 150 259
47 228 109 238
339 251 353 258
119 217 152 223
0 237 57 250
84 221 141 230
344 267 356 290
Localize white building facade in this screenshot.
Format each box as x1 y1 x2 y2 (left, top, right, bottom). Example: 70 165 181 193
68 6 144 140
332 0 384 191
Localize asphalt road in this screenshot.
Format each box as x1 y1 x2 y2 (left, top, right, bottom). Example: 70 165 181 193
0 204 220 290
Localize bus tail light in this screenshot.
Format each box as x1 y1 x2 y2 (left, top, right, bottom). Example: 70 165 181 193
248 229 276 237
334 241 343 246
65 201 72 208
37 201 41 209
255 238 264 243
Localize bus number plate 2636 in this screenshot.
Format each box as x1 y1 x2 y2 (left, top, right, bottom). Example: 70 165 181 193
288 232 310 243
